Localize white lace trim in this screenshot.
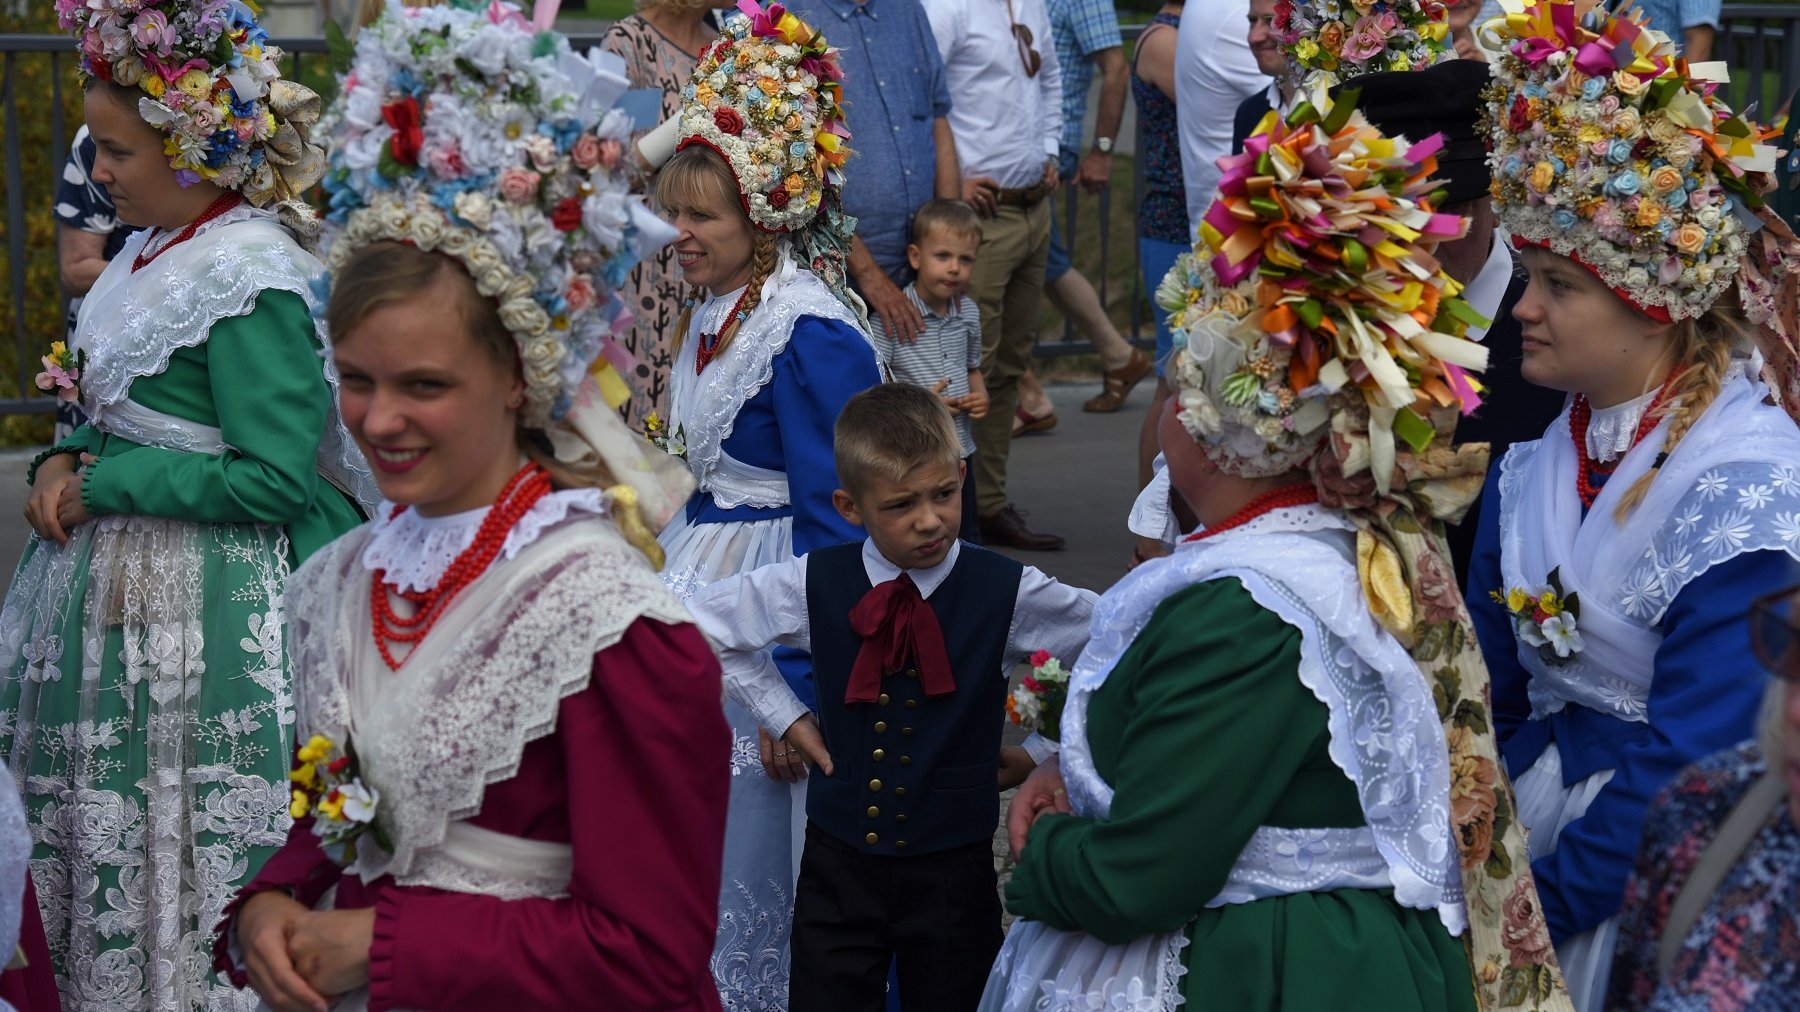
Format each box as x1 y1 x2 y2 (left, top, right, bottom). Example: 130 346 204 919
358 488 614 593
1208 826 1393 907
1585 387 1659 463
288 515 693 885
1062 503 1464 931
665 253 869 508
77 208 379 510
1497 369 1800 721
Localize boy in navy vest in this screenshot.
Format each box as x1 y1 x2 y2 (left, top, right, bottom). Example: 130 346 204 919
687 384 1095 1011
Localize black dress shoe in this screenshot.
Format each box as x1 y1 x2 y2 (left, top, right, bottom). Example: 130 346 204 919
979 504 1065 551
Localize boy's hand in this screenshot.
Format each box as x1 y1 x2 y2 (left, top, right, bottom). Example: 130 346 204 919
1006 755 1071 860
931 378 967 416
997 744 1035 791
962 372 990 421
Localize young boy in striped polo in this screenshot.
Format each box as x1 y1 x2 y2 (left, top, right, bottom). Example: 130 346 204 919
870 199 990 543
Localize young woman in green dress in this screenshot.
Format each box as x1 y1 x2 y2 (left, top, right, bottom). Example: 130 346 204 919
0 2 372 1007
982 97 1574 1012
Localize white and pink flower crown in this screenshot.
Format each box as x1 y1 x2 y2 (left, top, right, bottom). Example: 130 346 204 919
57 0 323 205
317 0 676 428
1274 0 1453 84
676 0 851 234
1482 0 1779 322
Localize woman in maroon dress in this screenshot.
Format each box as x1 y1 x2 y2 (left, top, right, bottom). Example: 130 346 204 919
211 4 725 1010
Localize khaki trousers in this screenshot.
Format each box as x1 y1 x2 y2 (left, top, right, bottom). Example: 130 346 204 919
968 200 1051 519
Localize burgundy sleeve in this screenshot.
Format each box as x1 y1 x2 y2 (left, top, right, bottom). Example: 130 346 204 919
367 618 731 1012
210 819 346 985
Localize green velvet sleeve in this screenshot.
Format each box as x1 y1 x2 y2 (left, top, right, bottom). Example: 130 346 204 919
27 425 101 486
1005 577 1334 943
80 290 328 525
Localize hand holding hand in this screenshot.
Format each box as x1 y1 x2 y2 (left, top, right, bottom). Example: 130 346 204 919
238 892 329 1012
287 908 375 1001
24 453 79 545
1006 754 1071 860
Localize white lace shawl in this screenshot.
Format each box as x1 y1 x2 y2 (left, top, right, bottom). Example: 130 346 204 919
1497 367 1800 722
665 252 870 508
285 512 694 887
1061 504 1466 933
74 205 377 509
358 488 613 593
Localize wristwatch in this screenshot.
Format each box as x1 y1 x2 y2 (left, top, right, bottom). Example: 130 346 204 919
1094 136 1115 154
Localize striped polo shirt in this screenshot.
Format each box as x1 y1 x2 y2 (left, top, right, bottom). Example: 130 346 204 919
870 284 982 456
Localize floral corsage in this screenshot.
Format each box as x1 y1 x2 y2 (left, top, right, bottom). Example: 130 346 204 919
643 412 687 460
35 342 84 405
1007 650 1071 741
289 734 389 866
1491 568 1583 663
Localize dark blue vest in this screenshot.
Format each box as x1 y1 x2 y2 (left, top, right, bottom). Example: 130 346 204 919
803 542 1022 856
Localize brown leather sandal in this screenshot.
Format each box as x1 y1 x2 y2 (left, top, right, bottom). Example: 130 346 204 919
1083 347 1153 413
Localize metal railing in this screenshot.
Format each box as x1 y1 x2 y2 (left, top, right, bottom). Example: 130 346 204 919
4 11 1799 406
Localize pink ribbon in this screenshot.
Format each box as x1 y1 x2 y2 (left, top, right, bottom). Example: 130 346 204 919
737 0 785 37
1443 362 1483 416
531 0 561 31
486 0 528 29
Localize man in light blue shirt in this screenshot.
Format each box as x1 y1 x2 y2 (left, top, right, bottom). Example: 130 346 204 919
1630 0 1718 59
793 0 963 342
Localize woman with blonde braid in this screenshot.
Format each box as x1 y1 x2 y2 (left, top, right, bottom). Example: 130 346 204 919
1467 3 1800 1006
647 4 879 1006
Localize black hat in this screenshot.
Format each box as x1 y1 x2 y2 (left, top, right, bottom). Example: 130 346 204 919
1334 59 1493 206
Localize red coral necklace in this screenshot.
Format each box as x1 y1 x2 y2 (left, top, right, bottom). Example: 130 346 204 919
132 192 244 273
370 462 553 670
1567 370 1682 510
1183 483 1320 543
694 285 753 374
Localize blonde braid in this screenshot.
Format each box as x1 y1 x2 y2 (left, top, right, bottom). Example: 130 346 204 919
712 231 782 360
1612 306 1742 520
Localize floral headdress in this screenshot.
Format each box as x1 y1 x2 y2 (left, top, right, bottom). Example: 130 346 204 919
1482 0 1780 323
57 0 324 207
1161 95 1577 1012
676 0 858 296
1162 98 1489 494
319 0 692 551
1274 0 1453 84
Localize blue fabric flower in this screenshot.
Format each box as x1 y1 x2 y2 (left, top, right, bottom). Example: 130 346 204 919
1607 171 1641 196
1607 139 1633 164
1582 77 1606 101
1552 208 1578 231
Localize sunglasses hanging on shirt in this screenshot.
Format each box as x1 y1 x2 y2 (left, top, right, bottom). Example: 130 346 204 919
1005 0 1042 77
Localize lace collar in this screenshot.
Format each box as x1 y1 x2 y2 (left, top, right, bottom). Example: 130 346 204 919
697 283 749 335
1586 386 1661 463
359 488 613 593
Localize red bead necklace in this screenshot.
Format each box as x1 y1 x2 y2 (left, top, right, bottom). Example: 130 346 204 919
1567 370 1682 510
1183 483 1321 543
370 462 554 670
131 192 244 273
694 285 753 374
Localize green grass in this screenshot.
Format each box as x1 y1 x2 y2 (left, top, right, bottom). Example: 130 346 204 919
580 0 638 20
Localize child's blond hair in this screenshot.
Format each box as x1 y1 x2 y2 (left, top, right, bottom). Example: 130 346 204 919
834 384 964 497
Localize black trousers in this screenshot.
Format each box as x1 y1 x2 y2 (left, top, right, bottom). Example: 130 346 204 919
788 824 1002 1012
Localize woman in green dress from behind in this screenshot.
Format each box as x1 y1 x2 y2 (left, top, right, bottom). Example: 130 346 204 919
0 1 371 1008
982 97 1575 1012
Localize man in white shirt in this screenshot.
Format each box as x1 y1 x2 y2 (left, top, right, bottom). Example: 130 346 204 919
1175 0 1266 240
923 0 1068 551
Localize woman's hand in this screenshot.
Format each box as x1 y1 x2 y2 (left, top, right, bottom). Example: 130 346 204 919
1006 754 1071 860
287 907 376 1001
760 716 832 782
238 891 329 1012
24 453 81 545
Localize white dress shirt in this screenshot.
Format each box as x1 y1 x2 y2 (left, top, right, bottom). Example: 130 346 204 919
923 0 1064 189
1176 0 1266 239
1460 230 1518 345
687 539 1095 762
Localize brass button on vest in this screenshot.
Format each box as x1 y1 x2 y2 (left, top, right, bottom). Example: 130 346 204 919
895 840 908 849
905 699 918 708
869 779 882 791
906 668 917 678
866 832 878 845
866 806 879 818
874 721 887 733
896 814 908 824
872 749 885 761
901 727 915 736
895 787 908 797
878 693 890 705
899 755 912 765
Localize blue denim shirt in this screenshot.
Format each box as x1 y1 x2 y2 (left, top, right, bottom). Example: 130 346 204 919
791 0 951 283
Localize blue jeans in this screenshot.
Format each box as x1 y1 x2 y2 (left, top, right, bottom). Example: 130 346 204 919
1045 211 1072 283
1138 235 1187 376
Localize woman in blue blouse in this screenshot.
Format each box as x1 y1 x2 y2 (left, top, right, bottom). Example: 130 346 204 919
650 7 879 1007
1468 4 1800 1006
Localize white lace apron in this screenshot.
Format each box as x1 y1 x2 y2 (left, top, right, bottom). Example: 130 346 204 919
279 512 693 1011
981 505 1465 1012
656 255 871 1009
1493 366 1800 1009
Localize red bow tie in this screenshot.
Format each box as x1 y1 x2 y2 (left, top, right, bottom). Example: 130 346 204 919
845 573 956 706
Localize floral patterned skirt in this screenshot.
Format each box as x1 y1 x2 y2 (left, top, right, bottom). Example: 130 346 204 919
0 515 296 1012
